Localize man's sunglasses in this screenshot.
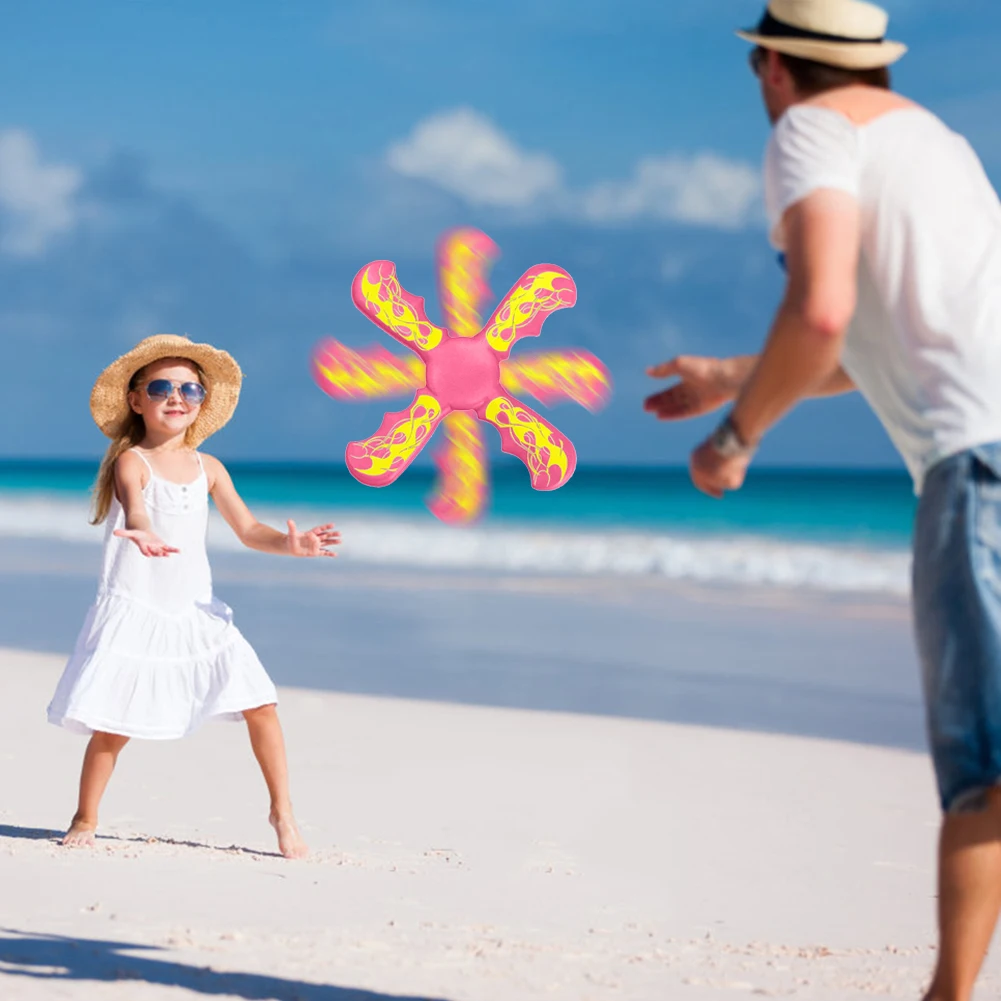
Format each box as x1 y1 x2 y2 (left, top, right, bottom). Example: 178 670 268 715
142 379 206 406
749 47 766 76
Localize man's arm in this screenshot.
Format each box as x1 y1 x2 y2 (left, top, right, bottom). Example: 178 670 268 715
817 365 856 396
684 189 860 499
643 353 854 424
718 356 856 399
729 188 860 445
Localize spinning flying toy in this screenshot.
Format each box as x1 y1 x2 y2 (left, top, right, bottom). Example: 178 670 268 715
312 228 611 524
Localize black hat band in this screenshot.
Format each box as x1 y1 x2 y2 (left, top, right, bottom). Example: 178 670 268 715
754 10 884 44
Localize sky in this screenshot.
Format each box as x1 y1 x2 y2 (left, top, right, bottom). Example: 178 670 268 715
1 0 1000 468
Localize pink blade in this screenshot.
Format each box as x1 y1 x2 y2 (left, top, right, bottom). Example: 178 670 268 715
477 394 576 491
500 350 612 412
435 228 500 338
427 412 488 524
311 338 424 401
352 261 447 355
345 392 449 487
480 265 577 358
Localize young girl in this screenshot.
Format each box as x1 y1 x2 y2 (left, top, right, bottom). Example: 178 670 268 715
47 334 339 859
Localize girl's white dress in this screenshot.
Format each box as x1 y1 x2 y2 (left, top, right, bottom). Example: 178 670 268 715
47 450 278 739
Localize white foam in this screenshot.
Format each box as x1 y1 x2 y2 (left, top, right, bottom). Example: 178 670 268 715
0 493 911 597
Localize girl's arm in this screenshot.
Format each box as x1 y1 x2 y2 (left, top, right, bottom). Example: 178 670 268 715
202 454 340 558
113 450 180 557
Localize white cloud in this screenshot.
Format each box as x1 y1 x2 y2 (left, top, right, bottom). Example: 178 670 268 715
0 129 82 257
386 109 761 231
386 107 563 209
581 153 761 229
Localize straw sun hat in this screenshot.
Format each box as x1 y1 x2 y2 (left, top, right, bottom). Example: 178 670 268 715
737 0 907 70
90 334 242 446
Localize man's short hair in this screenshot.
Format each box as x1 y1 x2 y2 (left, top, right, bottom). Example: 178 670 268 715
762 48 892 94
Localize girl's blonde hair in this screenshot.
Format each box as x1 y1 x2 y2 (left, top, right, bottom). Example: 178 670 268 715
90 357 205 525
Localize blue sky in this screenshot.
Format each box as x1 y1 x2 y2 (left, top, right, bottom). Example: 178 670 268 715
1 0 1000 468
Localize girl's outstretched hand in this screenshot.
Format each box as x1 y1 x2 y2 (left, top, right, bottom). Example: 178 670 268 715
286 520 340 558
114 529 180 558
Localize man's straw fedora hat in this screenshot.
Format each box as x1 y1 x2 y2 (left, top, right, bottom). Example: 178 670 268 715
737 0 907 70
90 334 242 446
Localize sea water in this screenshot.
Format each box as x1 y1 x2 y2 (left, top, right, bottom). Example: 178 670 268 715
0 460 915 596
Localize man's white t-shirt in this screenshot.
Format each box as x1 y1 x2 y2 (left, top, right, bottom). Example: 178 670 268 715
764 102 1001 493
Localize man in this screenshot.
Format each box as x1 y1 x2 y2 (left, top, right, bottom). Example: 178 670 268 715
644 2 1001 999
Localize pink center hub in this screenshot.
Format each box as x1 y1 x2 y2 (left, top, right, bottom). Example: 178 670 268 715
425 335 502 412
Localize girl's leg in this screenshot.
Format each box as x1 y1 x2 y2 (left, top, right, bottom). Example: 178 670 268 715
243 704 307 859
63 731 130 846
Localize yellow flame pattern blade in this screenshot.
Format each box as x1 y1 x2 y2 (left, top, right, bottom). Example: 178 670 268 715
345 392 447 486
482 266 576 355
481 395 576 490
428 412 488 524
500 350 612 412
436 228 499 338
311 338 424 400
353 261 445 353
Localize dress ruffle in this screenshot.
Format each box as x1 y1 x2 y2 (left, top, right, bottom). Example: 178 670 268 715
47 589 278 739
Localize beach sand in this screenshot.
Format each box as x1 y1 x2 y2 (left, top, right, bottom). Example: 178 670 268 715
3 639 999 1000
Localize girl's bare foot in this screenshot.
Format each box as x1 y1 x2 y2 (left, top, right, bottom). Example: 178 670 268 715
270 811 308 859
62 816 98 847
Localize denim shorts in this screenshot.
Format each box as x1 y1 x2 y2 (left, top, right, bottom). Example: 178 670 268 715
913 442 1001 813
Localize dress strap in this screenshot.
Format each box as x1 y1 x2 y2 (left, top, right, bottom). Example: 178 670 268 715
195 452 205 473
129 448 155 475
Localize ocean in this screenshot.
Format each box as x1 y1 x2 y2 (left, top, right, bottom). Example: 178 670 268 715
0 459 915 597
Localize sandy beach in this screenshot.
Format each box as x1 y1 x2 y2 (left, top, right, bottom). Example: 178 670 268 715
0 535 993 999
3 612 999 1000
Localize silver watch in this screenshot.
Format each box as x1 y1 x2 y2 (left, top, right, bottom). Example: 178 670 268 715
709 413 754 458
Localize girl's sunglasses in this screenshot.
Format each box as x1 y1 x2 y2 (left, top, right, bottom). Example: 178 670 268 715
143 379 206 406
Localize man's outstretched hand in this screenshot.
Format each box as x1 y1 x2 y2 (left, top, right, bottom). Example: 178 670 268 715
643 356 743 422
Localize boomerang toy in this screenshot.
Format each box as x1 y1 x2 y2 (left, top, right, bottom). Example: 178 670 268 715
312 228 611 524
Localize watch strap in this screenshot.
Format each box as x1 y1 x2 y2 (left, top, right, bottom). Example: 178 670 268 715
709 413 754 459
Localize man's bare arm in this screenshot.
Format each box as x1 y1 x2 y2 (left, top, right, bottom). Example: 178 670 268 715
643 353 854 423
729 189 860 444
